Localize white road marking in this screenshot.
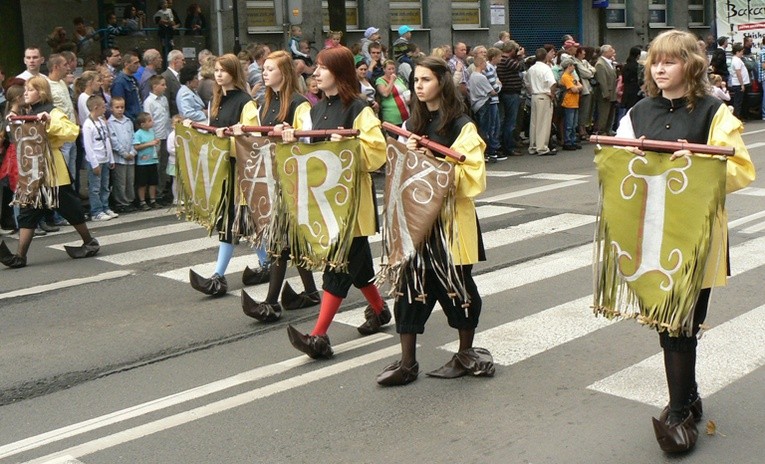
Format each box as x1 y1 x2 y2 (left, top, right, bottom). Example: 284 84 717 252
728 210 765 228
49 222 202 250
96 237 218 265
743 140 765 148
486 171 528 177
742 128 765 137
740 220 765 234
479 180 589 203
22 344 402 464
36 455 85 464
733 186 765 196
522 173 590 181
0 271 134 301
0 334 391 461
156 254 262 283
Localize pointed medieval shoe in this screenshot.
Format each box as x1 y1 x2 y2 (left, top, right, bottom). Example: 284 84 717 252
241 291 282 322
659 394 703 424
286 324 333 359
357 302 392 335
426 347 496 379
242 265 271 286
376 360 419 386
280 282 321 310
63 238 100 259
0 241 26 269
652 410 698 454
189 269 228 297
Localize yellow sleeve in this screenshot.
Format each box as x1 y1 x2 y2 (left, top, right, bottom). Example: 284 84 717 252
449 122 487 199
291 101 311 127
47 108 79 147
239 100 261 126
353 106 386 172
706 104 756 193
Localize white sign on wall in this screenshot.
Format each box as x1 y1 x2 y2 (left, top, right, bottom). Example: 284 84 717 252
716 1 765 44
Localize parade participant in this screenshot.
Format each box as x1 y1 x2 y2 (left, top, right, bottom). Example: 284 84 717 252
612 30 754 453
282 46 390 359
374 56 492 386
188 54 260 296
240 50 320 322
0 77 99 268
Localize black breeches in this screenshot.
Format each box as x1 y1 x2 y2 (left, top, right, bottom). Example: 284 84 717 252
321 236 375 298
659 288 711 352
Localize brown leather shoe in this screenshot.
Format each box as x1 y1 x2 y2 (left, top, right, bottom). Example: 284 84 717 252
426 347 496 378
357 302 392 335
189 270 228 297
0 241 26 269
242 265 271 286
652 410 698 454
376 360 419 386
659 395 703 424
280 282 321 310
287 325 333 359
63 238 100 259
242 291 282 322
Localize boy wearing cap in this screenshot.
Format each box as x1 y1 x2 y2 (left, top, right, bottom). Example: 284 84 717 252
393 25 413 62
361 26 384 64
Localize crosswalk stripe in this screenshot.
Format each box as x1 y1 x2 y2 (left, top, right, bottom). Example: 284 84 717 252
743 140 765 147
49 222 202 250
486 171 528 177
522 173 590 181
728 210 765 228
479 179 589 203
96 237 217 265
0 270 135 301
156 254 259 283
733 186 765 196
740 220 765 234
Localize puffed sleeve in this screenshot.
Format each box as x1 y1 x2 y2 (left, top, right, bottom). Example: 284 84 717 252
239 100 261 126
353 105 386 172
449 121 486 199
47 108 80 147
291 101 311 127
706 104 756 193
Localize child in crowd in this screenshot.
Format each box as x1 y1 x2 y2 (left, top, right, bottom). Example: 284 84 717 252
710 73 731 104
289 25 309 60
324 30 342 49
143 75 172 202
165 114 183 205
133 112 161 210
304 76 322 106
559 58 583 151
82 95 117 221
76 70 102 126
108 96 137 213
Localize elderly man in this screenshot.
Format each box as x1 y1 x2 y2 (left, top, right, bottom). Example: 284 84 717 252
139 49 163 101
449 42 470 97
594 44 617 135
525 47 557 156
161 49 184 116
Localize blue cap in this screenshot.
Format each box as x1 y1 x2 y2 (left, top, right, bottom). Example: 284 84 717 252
398 25 413 35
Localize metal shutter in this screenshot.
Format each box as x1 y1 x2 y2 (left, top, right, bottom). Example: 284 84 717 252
508 0 581 52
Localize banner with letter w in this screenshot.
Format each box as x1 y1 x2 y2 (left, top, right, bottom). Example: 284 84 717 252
593 147 727 337
271 139 361 271
175 125 232 233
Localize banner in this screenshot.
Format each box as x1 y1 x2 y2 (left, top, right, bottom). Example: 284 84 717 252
716 0 765 45
376 137 464 300
593 147 727 336
174 125 232 233
272 139 361 271
233 135 277 245
10 121 57 208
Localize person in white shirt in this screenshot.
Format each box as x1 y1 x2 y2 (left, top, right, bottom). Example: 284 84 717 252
143 75 172 201
729 42 750 119
16 47 45 81
82 95 117 221
108 96 137 213
525 47 558 155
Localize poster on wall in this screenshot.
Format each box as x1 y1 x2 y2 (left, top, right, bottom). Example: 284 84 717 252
716 0 765 44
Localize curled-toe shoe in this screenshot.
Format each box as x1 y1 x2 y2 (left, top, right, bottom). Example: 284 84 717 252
426 347 496 378
376 360 419 386
280 282 321 310
189 270 228 297
287 325 333 359
357 302 392 335
652 410 698 454
242 292 282 322
241 265 271 286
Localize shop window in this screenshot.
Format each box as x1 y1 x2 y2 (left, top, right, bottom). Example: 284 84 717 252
322 1 359 31
246 1 281 33
452 1 481 29
390 2 423 29
688 0 706 26
649 0 669 28
606 0 628 28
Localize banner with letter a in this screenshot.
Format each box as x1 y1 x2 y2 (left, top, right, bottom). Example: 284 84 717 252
233 135 277 246
174 125 232 233
272 139 361 271
10 121 58 208
593 147 727 337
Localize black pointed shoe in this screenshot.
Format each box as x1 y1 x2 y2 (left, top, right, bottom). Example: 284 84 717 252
357 302 392 335
63 238 100 259
241 291 282 322
280 282 321 310
426 347 496 378
241 265 271 286
652 410 698 454
286 325 333 359
376 360 419 386
189 269 228 297
659 394 703 424
0 241 26 269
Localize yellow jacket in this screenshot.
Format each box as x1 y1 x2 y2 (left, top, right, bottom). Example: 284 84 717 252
47 108 80 186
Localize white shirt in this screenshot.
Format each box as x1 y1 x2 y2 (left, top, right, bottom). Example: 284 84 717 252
48 78 76 122
526 61 556 95
143 93 171 139
82 116 115 167
730 55 750 86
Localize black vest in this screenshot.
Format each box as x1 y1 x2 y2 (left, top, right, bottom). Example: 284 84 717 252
629 95 722 144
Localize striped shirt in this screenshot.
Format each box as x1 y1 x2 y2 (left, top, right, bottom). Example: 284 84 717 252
497 55 524 94
484 63 502 105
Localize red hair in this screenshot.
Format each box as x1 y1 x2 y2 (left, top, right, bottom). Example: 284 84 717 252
316 46 360 106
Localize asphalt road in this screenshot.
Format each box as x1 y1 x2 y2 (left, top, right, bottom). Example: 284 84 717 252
0 125 763 464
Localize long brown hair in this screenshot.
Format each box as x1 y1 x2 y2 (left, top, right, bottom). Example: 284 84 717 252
210 53 249 118
25 76 53 105
315 46 360 106
263 50 300 123
643 30 709 110
407 56 464 137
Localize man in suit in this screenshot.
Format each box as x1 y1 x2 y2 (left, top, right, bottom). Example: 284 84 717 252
595 44 617 135
161 49 184 116
710 36 729 85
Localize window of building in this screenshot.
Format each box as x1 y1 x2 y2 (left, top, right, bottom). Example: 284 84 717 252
688 0 706 26
390 2 423 29
606 0 628 28
321 1 359 32
452 1 481 29
246 0 281 33
649 0 669 28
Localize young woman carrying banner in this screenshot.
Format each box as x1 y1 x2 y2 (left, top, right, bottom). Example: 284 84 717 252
613 30 754 453
281 46 390 359
240 50 320 321
1 77 99 268
188 54 261 296
375 57 494 386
